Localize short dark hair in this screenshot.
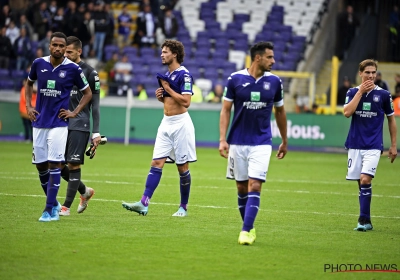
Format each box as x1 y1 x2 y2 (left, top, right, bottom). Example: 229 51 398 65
50 32 67 43
359 59 377 72
161 39 185 64
66 36 82 49
250 41 274 61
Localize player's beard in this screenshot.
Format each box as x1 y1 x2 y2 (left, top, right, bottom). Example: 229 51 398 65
52 51 64 59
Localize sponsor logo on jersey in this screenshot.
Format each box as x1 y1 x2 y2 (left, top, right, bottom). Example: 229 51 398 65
362 102 371 111
41 69 48 72
47 80 55 89
250 91 260 102
184 83 191 90
184 76 191 83
223 87 227 97
80 72 88 84
242 83 250 87
263 82 270 90
373 95 380 102
94 75 99 81
345 96 349 104
95 81 100 90
59 70 66 78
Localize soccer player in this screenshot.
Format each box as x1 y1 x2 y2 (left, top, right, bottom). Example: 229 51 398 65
343 59 397 231
122 39 196 217
25 32 92 222
58 36 101 216
219 41 288 245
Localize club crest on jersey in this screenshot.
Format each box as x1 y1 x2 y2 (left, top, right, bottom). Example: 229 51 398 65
59 70 66 78
171 75 176 80
373 95 380 102
263 82 270 90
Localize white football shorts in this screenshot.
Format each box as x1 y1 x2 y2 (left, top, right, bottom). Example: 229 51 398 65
226 144 272 182
346 149 381 180
153 112 197 164
32 127 68 163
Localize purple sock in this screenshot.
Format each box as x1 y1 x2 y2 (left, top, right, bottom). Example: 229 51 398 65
179 170 191 210
359 184 372 222
238 193 248 221
141 166 162 206
38 170 49 195
44 168 61 214
242 192 260 232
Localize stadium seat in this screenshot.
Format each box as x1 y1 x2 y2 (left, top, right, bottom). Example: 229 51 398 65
0 68 9 77
195 78 213 97
0 80 15 90
228 50 246 70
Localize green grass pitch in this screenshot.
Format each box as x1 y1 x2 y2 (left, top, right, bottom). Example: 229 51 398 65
0 141 399 280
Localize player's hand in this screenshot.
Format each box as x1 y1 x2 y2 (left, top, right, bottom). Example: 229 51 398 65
359 80 375 94
219 140 229 158
92 135 101 148
26 106 39 121
388 146 397 163
155 87 165 102
276 143 288 159
58 109 77 119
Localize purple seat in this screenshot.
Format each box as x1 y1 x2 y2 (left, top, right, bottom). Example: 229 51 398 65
0 80 15 90
0 68 9 77
140 47 155 57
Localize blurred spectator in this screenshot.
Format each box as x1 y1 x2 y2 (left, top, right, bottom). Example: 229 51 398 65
35 47 43 58
394 73 400 99
19 76 37 142
294 93 309 113
64 1 82 38
0 5 13 28
191 84 203 103
80 11 94 58
6 20 19 45
337 5 359 60
26 0 41 28
51 7 65 32
9 0 28 19
0 26 13 68
92 1 109 61
374 71 389 91
393 89 400 116
19 14 34 40
77 3 86 17
133 4 157 48
37 30 52 56
117 4 132 48
14 27 32 70
47 0 58 20
160 8 178 39
337 76 351 106
114 54 132 83
103 52 118 83
205 83 224 103
33 1 51 40
104 3 115 46
85 49 99 69
114 54 133 96
134 83 148 100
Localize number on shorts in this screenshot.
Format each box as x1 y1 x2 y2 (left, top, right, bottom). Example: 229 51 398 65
229 157 234 168
347 158 352 168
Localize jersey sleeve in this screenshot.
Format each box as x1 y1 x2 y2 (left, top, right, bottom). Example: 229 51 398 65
344 88 356 105
383 91 395 116
88 70 100 95
273 77 284 107
181 72 193 95
28 59 38 81
223 75 235 102
74 66 89 91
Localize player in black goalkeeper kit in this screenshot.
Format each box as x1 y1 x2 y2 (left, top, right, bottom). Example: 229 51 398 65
59 36 102 216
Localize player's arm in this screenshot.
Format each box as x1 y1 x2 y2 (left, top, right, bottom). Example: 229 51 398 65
159 79 191 108
387 115 397 163
274 105 288 159
219 99 232 158
89 71 101 147
25 79 39 121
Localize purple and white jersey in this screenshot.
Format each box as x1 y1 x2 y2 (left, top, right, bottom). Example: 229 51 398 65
160 66 193 97
224 69 284 145
28 56 89 128
344 86 394 150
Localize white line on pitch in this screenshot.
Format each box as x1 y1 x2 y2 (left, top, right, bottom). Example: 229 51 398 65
0 192 399 220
